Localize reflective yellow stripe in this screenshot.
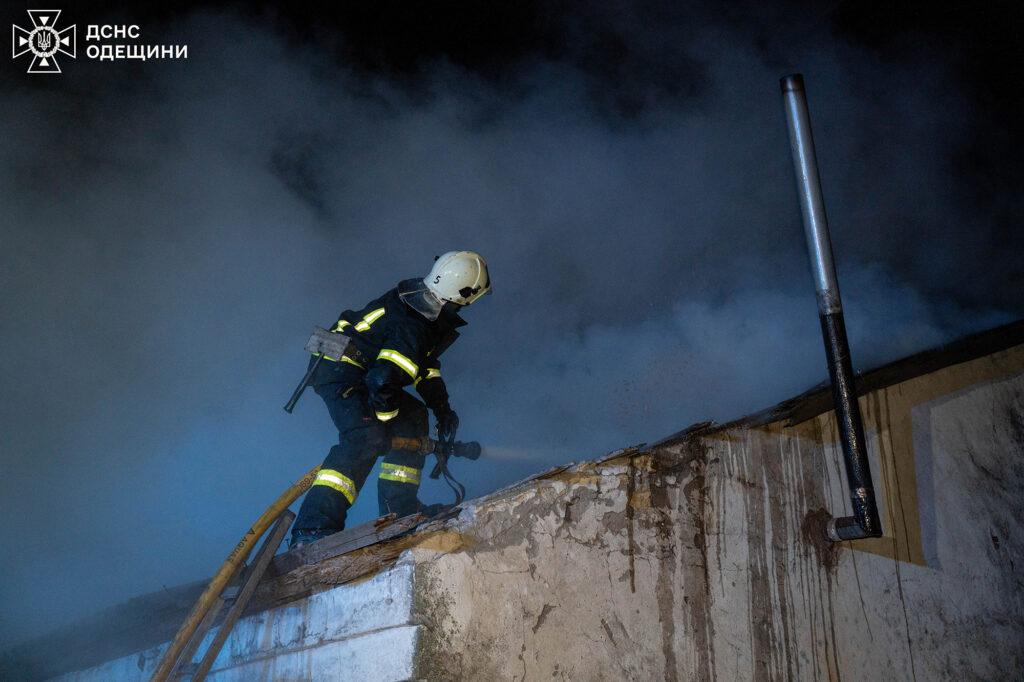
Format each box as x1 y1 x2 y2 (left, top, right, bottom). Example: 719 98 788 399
375 408 399 422
332 320 351 332
309 352 365 368
311 469 358 504
377 349 418 378
354 308 386 332
379 462 421 485
340 355 365 369
414 367 441 387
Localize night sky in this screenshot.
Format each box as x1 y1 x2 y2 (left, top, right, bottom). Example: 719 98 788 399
1 1 1021 646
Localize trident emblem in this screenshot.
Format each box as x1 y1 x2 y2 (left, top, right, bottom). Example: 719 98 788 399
12 10 76 74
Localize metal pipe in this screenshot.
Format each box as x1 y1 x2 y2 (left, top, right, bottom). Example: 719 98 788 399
780 73 883 542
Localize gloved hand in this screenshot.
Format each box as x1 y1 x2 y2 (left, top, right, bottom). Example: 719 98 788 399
435 407 459 442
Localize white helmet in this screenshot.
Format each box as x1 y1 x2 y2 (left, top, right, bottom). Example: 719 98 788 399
424 251 491 306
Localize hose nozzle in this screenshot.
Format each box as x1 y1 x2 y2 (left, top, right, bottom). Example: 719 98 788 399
452 441 482 460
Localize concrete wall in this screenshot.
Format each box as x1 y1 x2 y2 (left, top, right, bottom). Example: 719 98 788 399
52 561 422 681
48 342 1024 680
410 344 1024 680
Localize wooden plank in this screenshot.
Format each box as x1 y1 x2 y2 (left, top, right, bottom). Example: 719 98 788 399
170 582 230 679
267 513 395 576
192 511 295 681
304 514 424 563
244 530 432 615
269 512 425 576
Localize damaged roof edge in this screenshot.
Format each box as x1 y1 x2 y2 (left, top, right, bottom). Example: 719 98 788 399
651 318 1024 449
5 319 1023 680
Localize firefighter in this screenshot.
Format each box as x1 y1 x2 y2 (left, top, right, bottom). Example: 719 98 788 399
290 251 491 547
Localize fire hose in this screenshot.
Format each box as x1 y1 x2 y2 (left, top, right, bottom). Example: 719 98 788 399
150 436 479 682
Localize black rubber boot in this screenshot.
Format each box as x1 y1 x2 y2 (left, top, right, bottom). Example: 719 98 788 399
289 528 331 549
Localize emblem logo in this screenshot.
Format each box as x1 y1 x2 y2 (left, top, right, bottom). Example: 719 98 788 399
12 10 76 74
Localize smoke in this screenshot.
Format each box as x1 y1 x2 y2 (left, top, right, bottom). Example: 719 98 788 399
0 3 1019 648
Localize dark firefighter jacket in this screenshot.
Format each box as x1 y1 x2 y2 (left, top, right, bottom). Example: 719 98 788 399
310 279 465 422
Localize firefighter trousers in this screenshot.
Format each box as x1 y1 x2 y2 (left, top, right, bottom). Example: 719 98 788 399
293 382 429 535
